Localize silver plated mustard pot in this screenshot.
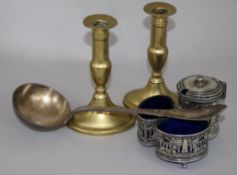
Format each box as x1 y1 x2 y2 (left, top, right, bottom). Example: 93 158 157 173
177 75 226 139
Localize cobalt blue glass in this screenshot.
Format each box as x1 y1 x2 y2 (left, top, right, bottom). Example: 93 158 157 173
137 95 174 146
158 118 208 135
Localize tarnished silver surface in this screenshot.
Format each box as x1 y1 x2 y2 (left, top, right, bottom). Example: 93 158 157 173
75 105 226 121
155 120 209 168
13 83 72 130
177 75 226 105
177 75 226 139
137 115 162 147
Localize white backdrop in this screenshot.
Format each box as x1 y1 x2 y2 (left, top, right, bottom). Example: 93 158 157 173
0 0 236 174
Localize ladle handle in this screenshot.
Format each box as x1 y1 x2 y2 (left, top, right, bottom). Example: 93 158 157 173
73 104 226 121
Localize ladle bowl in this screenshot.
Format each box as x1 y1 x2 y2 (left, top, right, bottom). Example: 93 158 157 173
13 83 71 129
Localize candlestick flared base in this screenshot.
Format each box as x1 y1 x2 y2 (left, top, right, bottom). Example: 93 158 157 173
68 96 135 135
123 80 178 109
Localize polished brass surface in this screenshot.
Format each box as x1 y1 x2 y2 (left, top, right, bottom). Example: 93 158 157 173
73 104 226 121
68 14 135 135
123 2 178 109
13 83 71 129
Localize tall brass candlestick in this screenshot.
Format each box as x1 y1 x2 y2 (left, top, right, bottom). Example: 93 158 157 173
123 2 178 109
68 14 135 135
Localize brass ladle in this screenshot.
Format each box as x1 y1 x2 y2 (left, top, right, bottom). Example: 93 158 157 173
12 83 226 129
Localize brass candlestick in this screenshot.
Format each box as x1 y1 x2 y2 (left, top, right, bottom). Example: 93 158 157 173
123 2 178 109
68 14 135 135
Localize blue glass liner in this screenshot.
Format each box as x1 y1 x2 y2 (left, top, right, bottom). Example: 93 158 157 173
138 95 175 119
158 119 208 135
